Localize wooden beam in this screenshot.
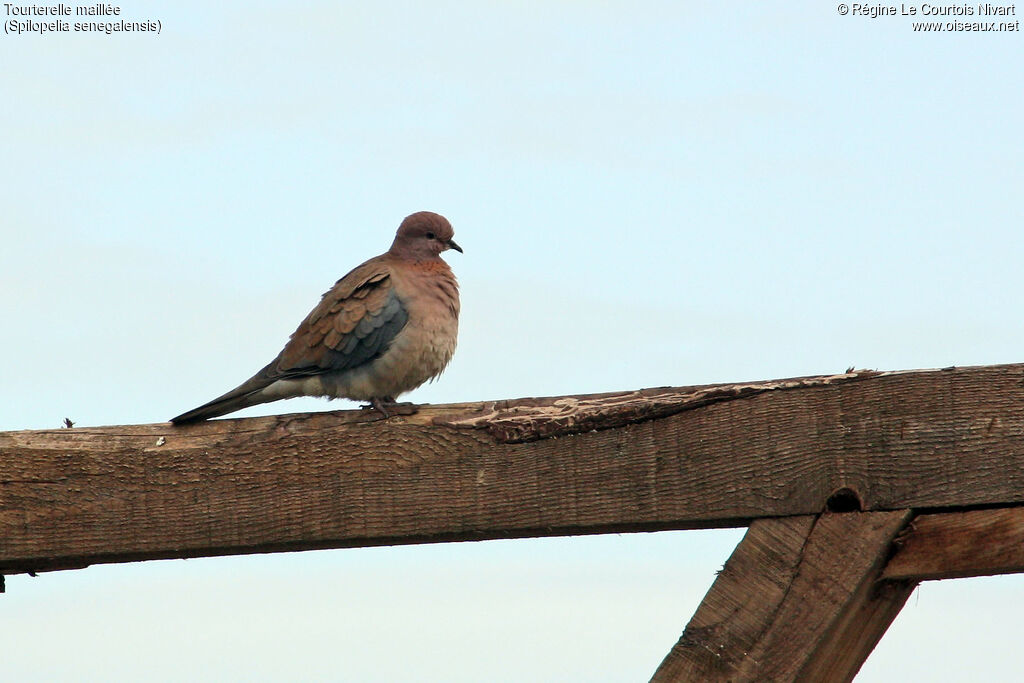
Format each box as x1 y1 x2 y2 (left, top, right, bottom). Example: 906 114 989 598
652 511 915 682
650 515 817 680
3 363 1024 573
882 506 1024 581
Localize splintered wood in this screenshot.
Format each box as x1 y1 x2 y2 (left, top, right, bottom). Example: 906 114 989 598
436 369 888 443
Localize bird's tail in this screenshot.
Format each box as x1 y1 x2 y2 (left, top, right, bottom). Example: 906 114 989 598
170 371 280 425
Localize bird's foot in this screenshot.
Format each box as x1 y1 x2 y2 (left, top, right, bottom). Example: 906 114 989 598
370 397 393 418
363 398 417 419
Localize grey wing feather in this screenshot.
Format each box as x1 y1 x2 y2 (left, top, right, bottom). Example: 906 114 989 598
276 289 408 378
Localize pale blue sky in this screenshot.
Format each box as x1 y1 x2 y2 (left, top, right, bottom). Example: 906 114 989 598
2 1 1022 680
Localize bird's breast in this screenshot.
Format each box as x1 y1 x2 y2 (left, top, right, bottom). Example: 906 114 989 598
325 260 459 401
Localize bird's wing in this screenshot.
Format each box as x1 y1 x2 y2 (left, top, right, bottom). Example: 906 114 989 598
270 258 409 379
169 258 408 424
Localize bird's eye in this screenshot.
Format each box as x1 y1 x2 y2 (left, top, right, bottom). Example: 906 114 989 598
426 232 436 240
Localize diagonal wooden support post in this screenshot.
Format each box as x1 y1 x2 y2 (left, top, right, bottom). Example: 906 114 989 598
652 510 916 682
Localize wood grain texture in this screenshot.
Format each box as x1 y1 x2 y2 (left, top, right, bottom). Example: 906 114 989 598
650 516 818 681
883 506 1024 580
796 576 917 683
3 363 1024 573
652 511 914 683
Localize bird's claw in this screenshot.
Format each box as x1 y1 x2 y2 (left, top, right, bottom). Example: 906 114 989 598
370 397 393 418
363 398 417 419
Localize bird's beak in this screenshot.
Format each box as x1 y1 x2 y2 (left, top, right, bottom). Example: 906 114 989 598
447 239 463 253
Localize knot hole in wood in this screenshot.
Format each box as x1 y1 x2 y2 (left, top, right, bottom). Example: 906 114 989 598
826 487 863 513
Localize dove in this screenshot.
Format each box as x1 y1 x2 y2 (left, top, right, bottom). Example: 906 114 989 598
170 211 461 424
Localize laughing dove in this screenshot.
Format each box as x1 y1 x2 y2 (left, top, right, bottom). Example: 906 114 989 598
170 211 461 424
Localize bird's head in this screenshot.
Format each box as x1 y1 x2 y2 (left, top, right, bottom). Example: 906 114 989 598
389 211 462 261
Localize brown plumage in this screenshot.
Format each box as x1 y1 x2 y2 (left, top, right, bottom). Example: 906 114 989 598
170 211 461 424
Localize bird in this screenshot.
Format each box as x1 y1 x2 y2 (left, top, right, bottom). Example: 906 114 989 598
170 211 461 424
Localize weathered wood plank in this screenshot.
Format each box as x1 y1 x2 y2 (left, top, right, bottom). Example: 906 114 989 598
653 511 914 682
797 577 917 682
650 516 818 681
3 363 1024 573
739 511 913 682
883 507 1024 581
